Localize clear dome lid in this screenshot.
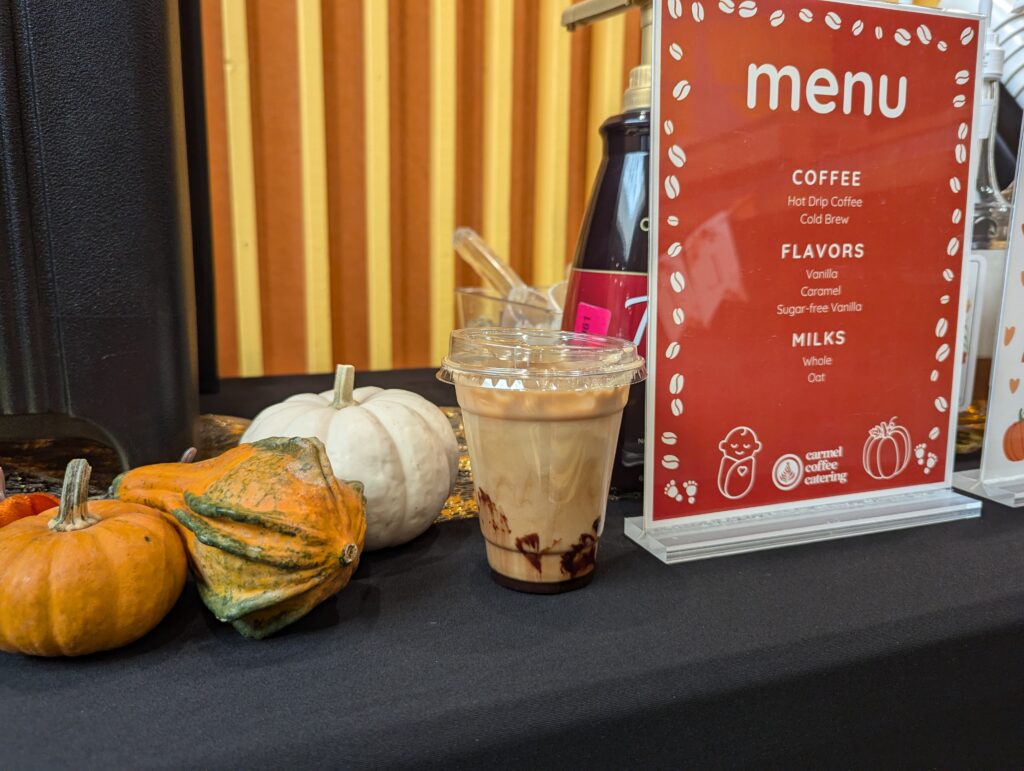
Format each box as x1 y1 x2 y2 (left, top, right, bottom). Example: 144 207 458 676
437 328 646 389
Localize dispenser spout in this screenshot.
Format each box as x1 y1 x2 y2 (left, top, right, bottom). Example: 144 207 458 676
561 0 653 112
561 0 641 30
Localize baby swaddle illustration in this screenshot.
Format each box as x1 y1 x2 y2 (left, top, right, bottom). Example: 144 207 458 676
717 426 763 500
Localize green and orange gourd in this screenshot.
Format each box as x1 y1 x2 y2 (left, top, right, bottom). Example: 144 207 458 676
113 436 366 639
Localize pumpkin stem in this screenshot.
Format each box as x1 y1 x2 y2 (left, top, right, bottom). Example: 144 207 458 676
49 459 99 532
332 364 357 409
180 447 198 463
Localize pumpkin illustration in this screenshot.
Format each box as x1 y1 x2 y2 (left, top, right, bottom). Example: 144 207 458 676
862 417 912 480
0 459 186 657
113 436 366 639
1004 410 1024 462
0 465 59 529
240 364 459 551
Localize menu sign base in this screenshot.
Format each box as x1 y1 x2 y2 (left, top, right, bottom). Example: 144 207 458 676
954 470 1024 508
626 489 979 564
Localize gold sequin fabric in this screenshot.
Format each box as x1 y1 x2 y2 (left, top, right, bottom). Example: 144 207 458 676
436 407 478 522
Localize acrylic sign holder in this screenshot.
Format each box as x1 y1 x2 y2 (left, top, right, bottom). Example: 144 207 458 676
955 119 1024 506
627 0 983 563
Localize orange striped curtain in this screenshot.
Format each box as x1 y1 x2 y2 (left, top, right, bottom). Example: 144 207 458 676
201 0 643 376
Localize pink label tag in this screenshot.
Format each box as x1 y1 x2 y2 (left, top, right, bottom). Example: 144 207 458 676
574 302 612 337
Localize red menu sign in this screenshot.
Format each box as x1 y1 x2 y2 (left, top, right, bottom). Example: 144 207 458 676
648 0 982 521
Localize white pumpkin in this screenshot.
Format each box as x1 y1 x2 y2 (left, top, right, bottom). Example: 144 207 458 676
240 365 459 550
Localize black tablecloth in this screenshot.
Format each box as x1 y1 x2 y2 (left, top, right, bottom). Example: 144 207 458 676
3 371 1023 768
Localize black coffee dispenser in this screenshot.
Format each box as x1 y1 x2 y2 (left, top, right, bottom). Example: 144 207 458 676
0 1 197 468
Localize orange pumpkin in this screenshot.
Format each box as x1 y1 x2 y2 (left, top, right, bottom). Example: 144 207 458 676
0 466 60 528
113 437 366 639
1004 410 1024 462
0 459 186 657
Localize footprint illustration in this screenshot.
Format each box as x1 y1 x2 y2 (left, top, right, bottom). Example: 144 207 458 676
683 480 698 504
664 480 684 502
924 452 938 474
914 443 927 465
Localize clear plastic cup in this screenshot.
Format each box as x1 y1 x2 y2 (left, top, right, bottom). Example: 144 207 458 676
438 328 646 593
455 287 562 330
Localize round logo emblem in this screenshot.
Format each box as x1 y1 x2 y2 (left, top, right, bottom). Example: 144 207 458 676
772 454 804 491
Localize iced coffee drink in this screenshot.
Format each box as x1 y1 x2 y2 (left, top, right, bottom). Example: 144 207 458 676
439 329 646 593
